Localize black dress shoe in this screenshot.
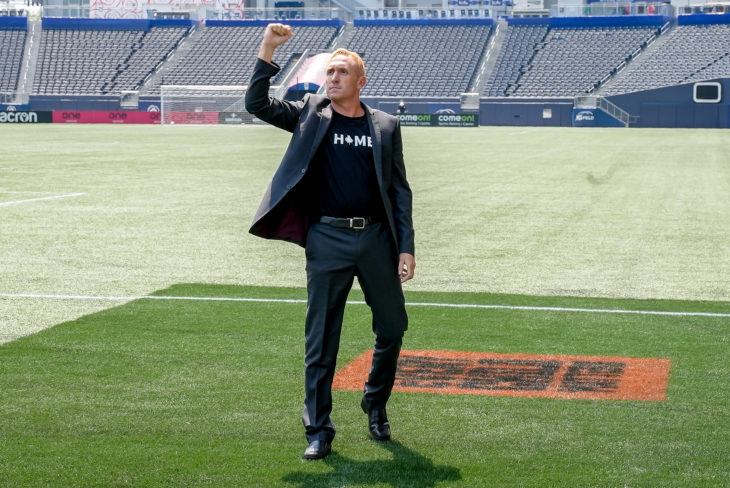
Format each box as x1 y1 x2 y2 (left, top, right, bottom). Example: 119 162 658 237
302 440 331 460
361 398 391 441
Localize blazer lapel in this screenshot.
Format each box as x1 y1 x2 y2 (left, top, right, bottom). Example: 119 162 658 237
366 106 384 186
306 104 333 165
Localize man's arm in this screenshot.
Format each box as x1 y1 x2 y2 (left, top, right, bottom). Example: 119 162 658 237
257 23 292 63
388 120 415 251
389 120 416 283
244 23 303 132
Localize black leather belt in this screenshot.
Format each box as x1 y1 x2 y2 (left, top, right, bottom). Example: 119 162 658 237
319 216 379 229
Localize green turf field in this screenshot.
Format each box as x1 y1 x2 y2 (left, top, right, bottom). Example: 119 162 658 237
1 125 729 486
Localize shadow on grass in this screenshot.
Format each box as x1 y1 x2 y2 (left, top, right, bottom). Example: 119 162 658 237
282 440 461 488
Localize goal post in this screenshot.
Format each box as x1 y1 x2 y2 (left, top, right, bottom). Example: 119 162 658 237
160 85 256 125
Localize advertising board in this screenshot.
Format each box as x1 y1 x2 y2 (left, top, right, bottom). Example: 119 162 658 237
0 111 52 123
52 111 161 124
396 113 479 127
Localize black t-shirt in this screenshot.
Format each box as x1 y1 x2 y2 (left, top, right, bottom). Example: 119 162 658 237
307 110 385 219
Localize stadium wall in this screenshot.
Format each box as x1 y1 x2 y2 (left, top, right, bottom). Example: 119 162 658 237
41 17 196 31
479 98 574 126
29 96 123 112
354 17 493 26
0 15 27 28
204 19 343 27
607 79 730 128
355 97 575 127
19 89 730 128
506 14 671 28
677 12 730 26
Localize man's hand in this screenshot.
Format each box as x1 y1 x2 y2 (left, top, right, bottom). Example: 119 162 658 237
258 23 293 63
398 253 415 283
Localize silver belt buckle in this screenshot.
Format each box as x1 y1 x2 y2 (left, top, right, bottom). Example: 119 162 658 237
350 217 366 229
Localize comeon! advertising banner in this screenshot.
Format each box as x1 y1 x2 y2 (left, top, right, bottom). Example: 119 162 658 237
396 113 479 127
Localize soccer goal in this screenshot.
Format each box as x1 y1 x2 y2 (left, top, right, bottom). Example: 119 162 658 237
160 85 255 125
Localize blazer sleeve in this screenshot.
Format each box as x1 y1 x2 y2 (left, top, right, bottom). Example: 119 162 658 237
388 120 415 256
245 58 306 133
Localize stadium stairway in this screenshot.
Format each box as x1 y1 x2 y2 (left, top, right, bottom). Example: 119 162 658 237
471 18 508 95
328 20 354 52
12 19 39 105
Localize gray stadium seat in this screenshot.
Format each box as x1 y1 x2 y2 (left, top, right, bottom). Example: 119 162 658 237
33 23 188 96
0 27 27 93
484 23 657 98
142 23 339 96
347 22 492 97
602 23 730 95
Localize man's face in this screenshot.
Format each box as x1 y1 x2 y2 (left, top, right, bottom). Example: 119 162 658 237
325 55 366 104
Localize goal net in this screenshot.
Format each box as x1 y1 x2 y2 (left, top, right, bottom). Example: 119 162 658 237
160 85 256 125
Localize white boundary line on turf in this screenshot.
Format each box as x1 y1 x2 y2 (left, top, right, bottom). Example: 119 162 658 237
1 292 729 318
0 193 86 207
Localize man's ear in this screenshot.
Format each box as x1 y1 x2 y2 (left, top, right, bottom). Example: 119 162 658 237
358 76 367 89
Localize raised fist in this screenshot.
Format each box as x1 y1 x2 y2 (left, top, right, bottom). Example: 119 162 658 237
263 23 293 48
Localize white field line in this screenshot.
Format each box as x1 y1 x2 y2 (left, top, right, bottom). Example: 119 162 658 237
0 190 61 194
1 292 729 318
0 192 86 207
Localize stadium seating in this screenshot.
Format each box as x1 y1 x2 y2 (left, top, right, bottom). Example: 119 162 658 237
106 26 189 94
348 20 492 97
142 22 339 95
34 28 144 95
484 22 658 97
484 23 548 97
13 16 730 103
602 22 730 95
0 25 26 94
33 22 188 96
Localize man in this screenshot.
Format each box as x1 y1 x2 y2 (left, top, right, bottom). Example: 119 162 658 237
245 23 415 460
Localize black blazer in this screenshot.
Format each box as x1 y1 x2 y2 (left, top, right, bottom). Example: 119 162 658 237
245 59 415 256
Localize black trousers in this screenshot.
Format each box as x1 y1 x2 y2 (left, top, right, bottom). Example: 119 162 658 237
302 221 408 443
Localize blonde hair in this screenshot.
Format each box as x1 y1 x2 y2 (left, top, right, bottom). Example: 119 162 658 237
328 48 366 77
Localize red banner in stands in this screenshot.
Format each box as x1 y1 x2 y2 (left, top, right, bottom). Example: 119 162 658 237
52 111 162 124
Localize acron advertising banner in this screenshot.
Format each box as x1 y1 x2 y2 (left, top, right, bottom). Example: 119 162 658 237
0 111 52 123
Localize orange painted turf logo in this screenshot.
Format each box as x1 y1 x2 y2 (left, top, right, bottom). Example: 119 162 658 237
333 350 671 401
